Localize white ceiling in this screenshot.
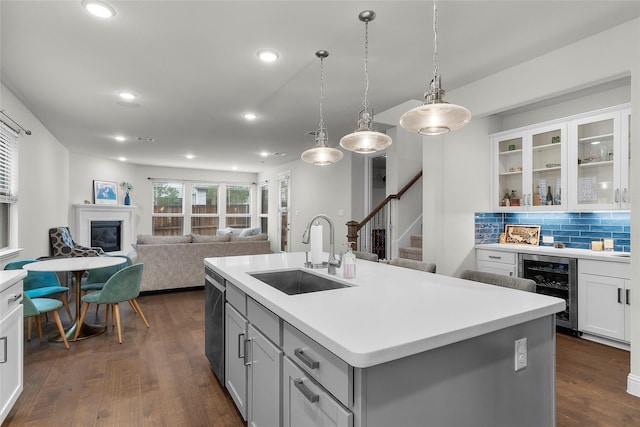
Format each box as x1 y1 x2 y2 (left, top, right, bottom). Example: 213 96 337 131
2 1 639 173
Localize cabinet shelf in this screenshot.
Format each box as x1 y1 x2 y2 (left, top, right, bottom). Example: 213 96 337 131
578 160 613 168
578 133 614 143
499 171 523 176
532 143 561 152
532 166 561 173
499 149 522 156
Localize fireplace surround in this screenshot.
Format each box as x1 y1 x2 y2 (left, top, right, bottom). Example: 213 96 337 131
74 204 135 255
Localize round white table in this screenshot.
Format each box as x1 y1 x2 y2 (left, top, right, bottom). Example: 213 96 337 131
24 256 127 341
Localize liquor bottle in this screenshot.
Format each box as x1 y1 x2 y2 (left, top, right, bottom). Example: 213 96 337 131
546 186 553 205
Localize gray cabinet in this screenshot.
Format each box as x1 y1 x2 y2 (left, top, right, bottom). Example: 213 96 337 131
225 303 248 420
247 324 281 427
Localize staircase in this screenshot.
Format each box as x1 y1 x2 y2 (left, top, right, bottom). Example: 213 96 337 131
398 234 423 261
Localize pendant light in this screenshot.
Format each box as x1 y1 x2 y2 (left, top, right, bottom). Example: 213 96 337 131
399 0 471 136
340 10 392 154
302 50 344 166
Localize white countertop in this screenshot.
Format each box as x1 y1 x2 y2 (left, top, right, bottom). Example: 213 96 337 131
206 252 565 368
475 243 631 263
0 270 27 293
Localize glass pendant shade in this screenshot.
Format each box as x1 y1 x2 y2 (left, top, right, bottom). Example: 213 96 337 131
340 111 392 153
302 129 343 165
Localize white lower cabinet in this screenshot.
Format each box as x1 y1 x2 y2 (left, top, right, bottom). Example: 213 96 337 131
283 356 352 427
475 249 517 276
1 278 24 425
578 260 631 343
247 324 281 427
225 303 248 420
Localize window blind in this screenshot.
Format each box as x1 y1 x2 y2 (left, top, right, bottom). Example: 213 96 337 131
0 121 19 203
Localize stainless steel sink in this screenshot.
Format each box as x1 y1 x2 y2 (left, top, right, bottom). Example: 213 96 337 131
250 269 351 295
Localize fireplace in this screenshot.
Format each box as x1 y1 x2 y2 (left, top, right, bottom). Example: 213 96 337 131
74 204 135 255
91 220 122 252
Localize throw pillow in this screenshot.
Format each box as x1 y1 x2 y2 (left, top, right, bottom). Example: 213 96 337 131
230 233 268 241
137 234 193 244
216 227 232 237
239 226 262 237
191 233 231 243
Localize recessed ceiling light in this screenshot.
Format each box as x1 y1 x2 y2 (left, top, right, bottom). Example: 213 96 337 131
257 49 279 63
260 151 269 157
114 135 126 142
82 0 116 18
118 91 137 101
232 166 238 171
243 112 258 121
118 157 127 162
185 154 194 159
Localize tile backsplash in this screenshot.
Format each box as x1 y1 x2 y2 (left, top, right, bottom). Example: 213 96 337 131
475 211 631 252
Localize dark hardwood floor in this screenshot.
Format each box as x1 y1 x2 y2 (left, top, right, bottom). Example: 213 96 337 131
3 289 640 426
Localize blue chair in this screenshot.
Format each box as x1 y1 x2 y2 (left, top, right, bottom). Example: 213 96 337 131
4 260 73 321
75 264 150 344
82 255 133 314
22 293 70 349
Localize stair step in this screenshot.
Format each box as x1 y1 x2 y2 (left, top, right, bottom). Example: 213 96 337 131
410 234 422 248
399 246 422 261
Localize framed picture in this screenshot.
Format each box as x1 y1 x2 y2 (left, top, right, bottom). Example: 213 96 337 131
504 224 541 246
93 180 118 205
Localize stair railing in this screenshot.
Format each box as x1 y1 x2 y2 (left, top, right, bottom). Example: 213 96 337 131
346 170 422 260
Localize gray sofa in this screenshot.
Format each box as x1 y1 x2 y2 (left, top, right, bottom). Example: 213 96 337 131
130 233 271 292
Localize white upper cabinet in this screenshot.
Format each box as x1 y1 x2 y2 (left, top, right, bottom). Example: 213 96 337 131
492 123 567 211
491 104 630 212
568 107 631 210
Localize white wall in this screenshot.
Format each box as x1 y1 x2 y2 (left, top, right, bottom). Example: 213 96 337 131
258 151 353 255
1 83 70 262
68 152 258 238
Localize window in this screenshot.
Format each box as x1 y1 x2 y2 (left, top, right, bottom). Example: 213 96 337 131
0 122 18 251
258 183 268 234
225 185 251 229
151 181 254 236
152 182 184 236
191 183 219 235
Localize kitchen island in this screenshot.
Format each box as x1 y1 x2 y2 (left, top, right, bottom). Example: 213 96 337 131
206 252 565 427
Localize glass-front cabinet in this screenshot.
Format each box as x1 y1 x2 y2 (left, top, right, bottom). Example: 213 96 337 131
492 123 567 211
491 104 630 212
568 108 631 210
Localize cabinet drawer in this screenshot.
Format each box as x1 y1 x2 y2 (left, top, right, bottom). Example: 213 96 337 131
247 297 280 346
283 322 352 407
0 280 23 319
476 250 515 265
226 282 246 315
579 259 630 279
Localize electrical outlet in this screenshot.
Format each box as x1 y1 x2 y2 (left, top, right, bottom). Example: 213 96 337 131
542 235 554 244
515 338 527 371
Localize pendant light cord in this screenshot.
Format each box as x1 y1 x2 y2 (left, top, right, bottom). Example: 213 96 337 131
318 55 325 132
362 20 370 112
432 0 439 79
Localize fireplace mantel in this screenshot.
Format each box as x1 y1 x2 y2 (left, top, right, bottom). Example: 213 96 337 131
74 204 136 254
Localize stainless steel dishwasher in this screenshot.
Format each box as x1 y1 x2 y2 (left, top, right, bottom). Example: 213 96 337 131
205 267 225 383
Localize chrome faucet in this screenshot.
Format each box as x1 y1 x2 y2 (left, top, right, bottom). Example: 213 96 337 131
302 214 341 275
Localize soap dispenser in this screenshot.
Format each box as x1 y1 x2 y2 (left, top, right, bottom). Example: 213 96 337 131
342 244 356 279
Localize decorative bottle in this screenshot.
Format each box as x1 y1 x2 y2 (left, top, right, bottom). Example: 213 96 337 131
124 192 131 205
342 246 356 279
546 186 553 205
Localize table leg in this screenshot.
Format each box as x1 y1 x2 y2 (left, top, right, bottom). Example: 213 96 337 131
48 269 107 342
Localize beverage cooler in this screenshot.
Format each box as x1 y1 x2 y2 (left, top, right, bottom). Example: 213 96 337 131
519 254 578 333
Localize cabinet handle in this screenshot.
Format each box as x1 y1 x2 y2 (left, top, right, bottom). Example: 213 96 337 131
0 336 7 364
488 256 501 260
617 288 622 304
244 338 252 366
294 348 320 369
293 378 319 403
8 293 22 303
615 189 620 203
238 333 245 359
626 289 631 305
623 188 628 203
